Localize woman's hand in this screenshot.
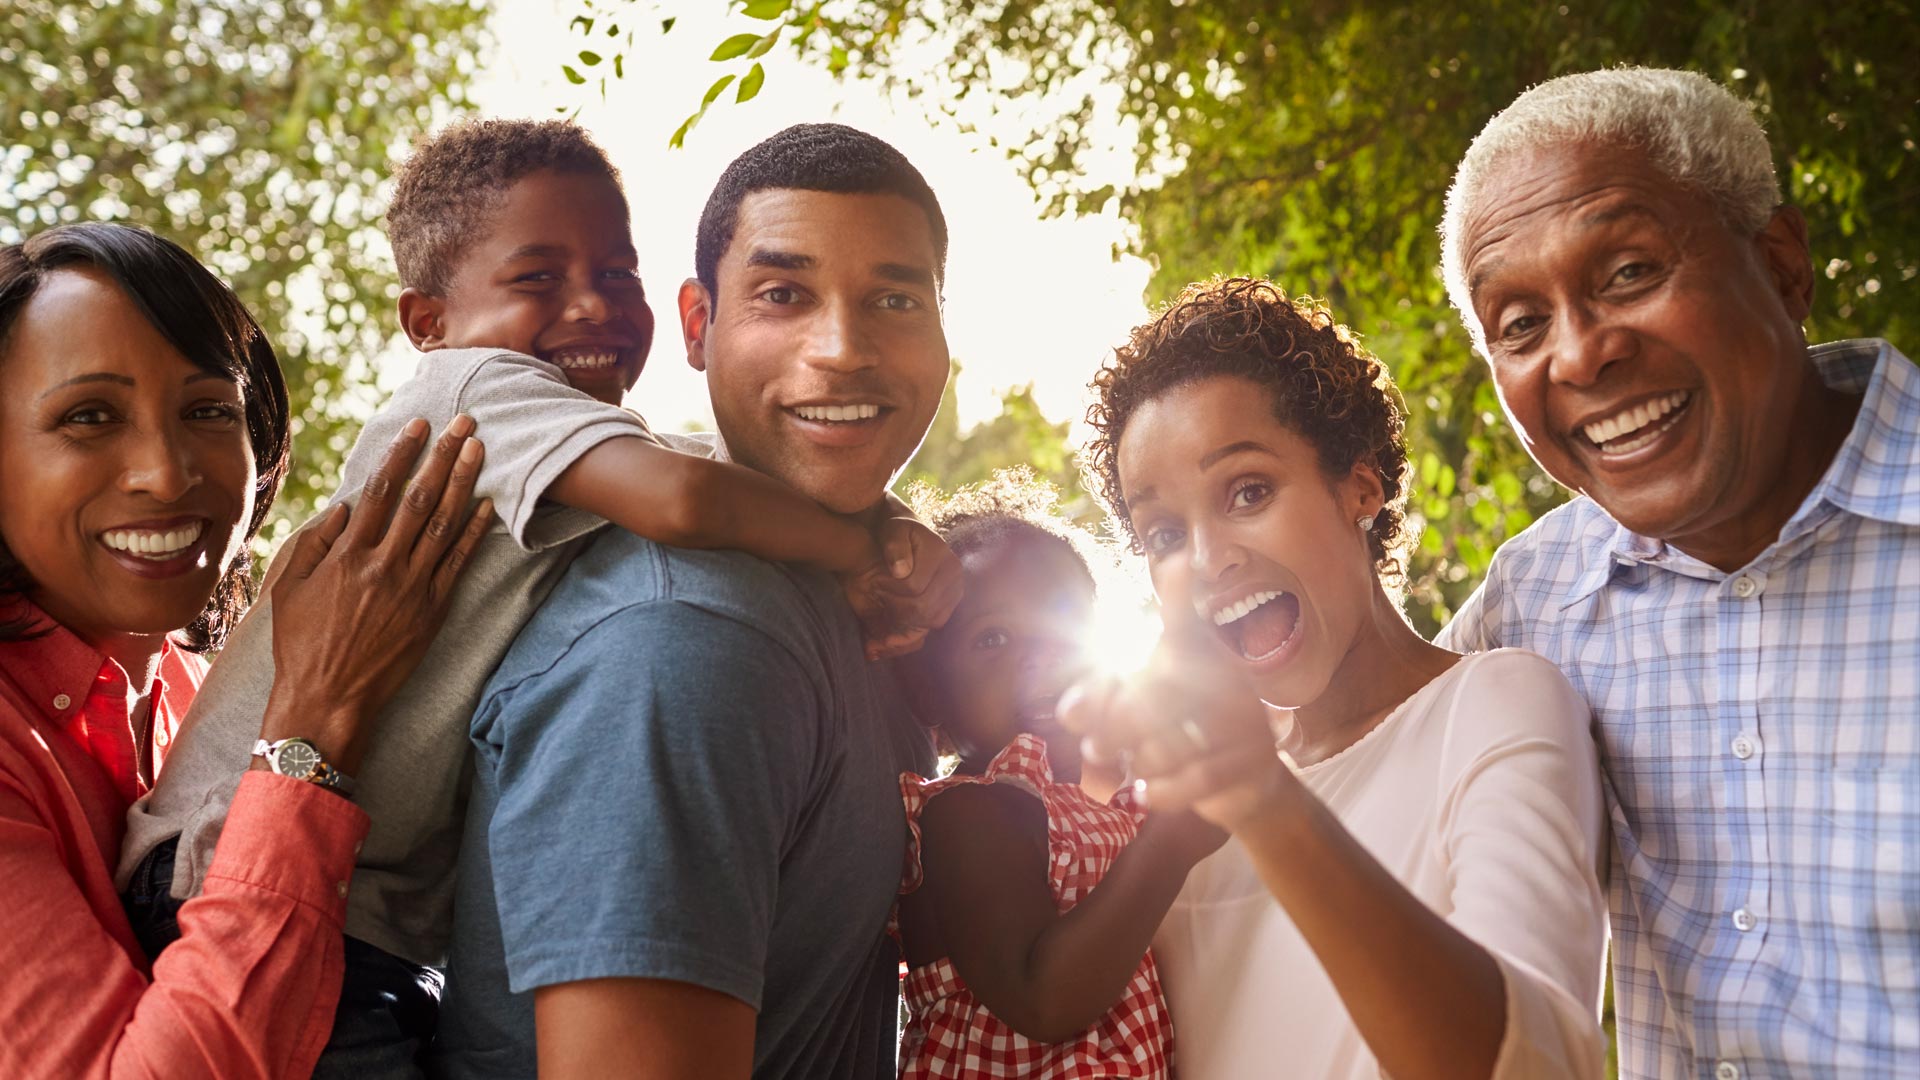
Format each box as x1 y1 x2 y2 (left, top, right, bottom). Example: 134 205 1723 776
257 416 492 774
1060 637 1296 831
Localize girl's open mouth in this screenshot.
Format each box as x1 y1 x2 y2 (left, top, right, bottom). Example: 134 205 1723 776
1211 589 1302 663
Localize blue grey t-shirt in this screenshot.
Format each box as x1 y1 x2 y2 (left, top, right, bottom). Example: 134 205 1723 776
431 527 929 1079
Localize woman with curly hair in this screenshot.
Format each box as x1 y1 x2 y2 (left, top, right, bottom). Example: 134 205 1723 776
1062 277 1608 1080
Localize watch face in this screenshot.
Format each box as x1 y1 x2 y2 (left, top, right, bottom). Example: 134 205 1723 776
274 740 322 779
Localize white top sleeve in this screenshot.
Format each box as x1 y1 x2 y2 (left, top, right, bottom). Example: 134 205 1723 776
1434 649 1609 1080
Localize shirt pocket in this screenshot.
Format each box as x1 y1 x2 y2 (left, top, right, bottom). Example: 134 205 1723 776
1819 767 1920 997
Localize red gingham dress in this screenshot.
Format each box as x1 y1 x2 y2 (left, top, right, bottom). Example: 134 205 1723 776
896 733 1175 1079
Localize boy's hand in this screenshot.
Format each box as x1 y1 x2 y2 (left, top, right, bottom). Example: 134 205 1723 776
839 517 963 660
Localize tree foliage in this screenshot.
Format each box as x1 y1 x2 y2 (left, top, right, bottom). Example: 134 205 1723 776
638 0 1918 630
2 0 488 545
898 361 1100 526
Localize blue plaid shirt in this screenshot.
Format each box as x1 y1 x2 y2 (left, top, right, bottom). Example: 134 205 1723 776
1438 340 1920 1080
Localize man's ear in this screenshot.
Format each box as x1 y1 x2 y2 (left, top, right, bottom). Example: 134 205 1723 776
397 288 449 351
1757 204 1815 323
678 278 713 373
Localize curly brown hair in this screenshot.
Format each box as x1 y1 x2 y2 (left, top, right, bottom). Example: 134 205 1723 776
1086 276 1412 587
904 466 1096 591
387 119 623 295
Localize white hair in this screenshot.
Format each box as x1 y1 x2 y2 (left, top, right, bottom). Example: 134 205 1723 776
1439 67 1781 350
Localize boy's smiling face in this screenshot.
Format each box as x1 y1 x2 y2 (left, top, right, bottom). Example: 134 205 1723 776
399 169 655 405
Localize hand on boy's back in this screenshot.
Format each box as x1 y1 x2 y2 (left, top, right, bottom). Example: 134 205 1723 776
839 517 963 661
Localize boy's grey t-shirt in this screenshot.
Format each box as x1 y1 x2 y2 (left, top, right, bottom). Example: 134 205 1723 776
432 528 930 1080
117 347 665 965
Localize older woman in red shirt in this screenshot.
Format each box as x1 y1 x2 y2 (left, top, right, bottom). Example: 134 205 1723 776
0 222 490 1078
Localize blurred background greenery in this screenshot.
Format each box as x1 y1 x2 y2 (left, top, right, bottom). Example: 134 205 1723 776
8 0 1910 637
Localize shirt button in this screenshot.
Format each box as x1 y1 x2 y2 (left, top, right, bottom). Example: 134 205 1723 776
51 693 71 710
1731 907 1758 932
335 881 349 898
1731 734 1756 760
1730 575 1760 598
1715 1061 1741 1080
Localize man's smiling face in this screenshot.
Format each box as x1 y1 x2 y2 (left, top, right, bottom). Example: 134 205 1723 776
1461 141 1817 547
682 188 950 515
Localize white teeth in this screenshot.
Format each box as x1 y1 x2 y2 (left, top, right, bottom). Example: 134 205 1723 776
793 404 882 422
103 521 206 560
552 350 618 370
1583 391 1689 447
1206 589 1285 627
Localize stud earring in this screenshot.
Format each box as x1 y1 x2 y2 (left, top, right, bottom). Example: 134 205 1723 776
1355 513 1373 531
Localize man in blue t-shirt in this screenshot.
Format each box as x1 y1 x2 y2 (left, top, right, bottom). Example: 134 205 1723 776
433 124 954 1079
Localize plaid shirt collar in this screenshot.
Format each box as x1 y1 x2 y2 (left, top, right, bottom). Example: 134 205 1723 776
1560 338 1920 608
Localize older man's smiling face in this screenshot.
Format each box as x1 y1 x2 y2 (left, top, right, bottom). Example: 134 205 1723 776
1461 141 1828 560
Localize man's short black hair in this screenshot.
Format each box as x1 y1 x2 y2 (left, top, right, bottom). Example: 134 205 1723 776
388 118 624 295
694 123 948 298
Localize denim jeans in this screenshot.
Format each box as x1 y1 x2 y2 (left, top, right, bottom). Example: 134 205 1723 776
123 838 443 1080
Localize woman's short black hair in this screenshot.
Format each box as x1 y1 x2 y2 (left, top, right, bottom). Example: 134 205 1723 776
0 223 291 648
694 123 948 300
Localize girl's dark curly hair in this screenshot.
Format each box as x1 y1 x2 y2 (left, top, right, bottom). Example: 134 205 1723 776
904 466 1096 592
1085 276 1412 588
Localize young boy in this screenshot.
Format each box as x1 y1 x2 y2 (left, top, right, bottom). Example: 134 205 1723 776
117 119 958 1072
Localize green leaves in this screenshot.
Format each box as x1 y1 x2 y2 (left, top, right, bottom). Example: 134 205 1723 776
710 32 761 60
742 0 793 19
1 0 486 549
738 62 766 102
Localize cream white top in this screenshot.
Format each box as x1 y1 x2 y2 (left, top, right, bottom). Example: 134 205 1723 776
1153 648 1609 1079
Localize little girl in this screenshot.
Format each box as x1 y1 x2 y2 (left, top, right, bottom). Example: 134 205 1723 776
894 471 1225 1079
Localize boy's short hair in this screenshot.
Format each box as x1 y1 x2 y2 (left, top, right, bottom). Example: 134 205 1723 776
388 118 624 295
694 123 948 298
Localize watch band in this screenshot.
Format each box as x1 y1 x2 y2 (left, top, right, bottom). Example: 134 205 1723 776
251 737 358 797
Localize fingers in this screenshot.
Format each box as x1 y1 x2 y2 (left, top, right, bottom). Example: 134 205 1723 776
430 498 495 603
344 418 430 548
865 626 929 662
410 434 485 574
382 414 476 561
880 519 917 580
275 503 350 590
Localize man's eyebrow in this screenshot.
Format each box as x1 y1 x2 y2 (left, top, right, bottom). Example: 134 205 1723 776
38 372 134 400
876 262 937 288
1199 440 1275 470
1468 257 1505 298
746 249 814 272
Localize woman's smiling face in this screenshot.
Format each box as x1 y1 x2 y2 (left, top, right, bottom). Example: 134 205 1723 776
1118 375 1383 709
0 268 256 641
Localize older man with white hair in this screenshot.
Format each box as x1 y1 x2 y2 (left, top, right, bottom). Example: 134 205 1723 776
1436 67 1918 1079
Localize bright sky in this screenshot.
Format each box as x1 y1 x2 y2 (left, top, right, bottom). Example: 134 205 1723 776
450 0 1157 437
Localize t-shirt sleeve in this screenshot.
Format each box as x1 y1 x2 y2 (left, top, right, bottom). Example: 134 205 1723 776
479 600 823 1009
1433 649 1609 1080
449 352 662 551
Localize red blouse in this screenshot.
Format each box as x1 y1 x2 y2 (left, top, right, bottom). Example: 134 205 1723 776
0 603 369 1078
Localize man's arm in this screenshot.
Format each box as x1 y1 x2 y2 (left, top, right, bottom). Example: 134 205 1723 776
535 979 754 1080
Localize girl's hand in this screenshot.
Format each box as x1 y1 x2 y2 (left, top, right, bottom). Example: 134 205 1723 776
840 517 963 660
1060 639 1295 831
257 416 493 774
